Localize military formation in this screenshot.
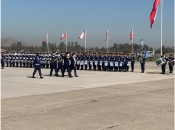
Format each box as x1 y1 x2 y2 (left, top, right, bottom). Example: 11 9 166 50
0 51 174 78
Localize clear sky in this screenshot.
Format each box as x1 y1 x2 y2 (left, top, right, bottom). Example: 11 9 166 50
1 0 174 48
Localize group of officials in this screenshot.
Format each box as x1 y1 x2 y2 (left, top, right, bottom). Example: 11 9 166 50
0 51 174 78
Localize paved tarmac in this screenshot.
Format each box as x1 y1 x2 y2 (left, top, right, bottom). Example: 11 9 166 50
1 62 174 130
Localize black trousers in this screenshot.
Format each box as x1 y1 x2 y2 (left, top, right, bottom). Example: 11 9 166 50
62 66 71 76
169 64 173 72
85 64 88 70
140 63 145 72
1 60 4 68
93 63 96 70
88 63 92 70
50 66 57 75
80 65 84 70
77 64 80 70
33 65 42 77
71 66 77 76
161 64 166 73
6 61 9 67
16 62 19 67
98 65 101 71
131 63 134 71
57 63 62 74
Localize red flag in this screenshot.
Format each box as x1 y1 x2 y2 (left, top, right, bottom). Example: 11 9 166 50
105 31 108 41
150 0 160 28
78 30 86 39
130 30 133 40
60 32 66 40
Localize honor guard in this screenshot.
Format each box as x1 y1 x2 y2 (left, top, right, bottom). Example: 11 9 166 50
32 53 43 78
49 54 58 76
70 53 78 77
1 52 5 69
56 53 63 75
168 54 174 73
160 52 168 74
130 53 135 72
139 52 146 73
61 52 72 78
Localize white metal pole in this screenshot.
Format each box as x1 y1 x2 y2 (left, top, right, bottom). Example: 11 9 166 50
47 31 49 53
160 0 163 55
107 29 109 53
85 30 86 52
66 31 67 52
132 28 133 53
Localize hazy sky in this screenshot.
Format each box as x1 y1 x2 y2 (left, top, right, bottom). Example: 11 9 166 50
1 0 174 48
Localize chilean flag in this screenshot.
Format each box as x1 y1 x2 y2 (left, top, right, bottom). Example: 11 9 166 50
105 31 108 41
60 32 66 40
130 30 133 40
150 0 160 28
78 30 86 39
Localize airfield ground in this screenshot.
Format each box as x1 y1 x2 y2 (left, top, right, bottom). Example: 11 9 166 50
1 62 174 130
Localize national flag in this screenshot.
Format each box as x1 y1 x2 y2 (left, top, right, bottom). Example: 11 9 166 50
60 32 66 40
105 31 108 41
78 30 86 39
130 30 133 40
150 0 160 28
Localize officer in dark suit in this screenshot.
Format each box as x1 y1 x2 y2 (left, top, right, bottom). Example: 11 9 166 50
139 52 146 73
61 52 72 78
49 55 58 76
70 53 78 77
32 53 43 78
160 52 168 74
130 53 135 72
168 54 174 73
1 52 5 69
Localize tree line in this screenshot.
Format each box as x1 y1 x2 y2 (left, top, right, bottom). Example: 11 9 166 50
1 41 174 54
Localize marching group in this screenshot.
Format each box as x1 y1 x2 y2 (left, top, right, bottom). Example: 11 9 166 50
0 51 174 78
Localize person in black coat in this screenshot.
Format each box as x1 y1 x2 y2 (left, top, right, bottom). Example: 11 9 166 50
1 52 5 69
160 52 168 74
70 53 78 77
139 52 146 73
168 54 174 73
61 52 72 78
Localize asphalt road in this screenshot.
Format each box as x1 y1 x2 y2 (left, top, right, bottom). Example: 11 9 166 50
1 62 174 130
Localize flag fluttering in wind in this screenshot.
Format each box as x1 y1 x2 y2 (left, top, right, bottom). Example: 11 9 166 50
150 0 160 28
78 30 86 39
105 30 108 41
130 30 133 40
60 32 66 40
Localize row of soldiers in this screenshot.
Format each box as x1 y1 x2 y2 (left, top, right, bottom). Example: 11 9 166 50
1 52 135 72
1 52 174 74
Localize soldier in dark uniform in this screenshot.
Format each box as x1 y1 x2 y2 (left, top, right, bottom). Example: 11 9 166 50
32 53 43 78
76 52 80 70
61 52 72 78
160 52 168 74
1 52 5 69
89 53 93 70
168 54 174 73
6 54 9 67
56 53 63 76
49 54 58 76
126 53 130 71
130 53 135 72
70 52 78 77
139 52 146 73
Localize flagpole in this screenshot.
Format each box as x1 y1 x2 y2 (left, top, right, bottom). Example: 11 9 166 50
85 30 86 52
160 0 163 55
66 31 67 52
107 29 109 53
47 31 49 53
132 28 133 53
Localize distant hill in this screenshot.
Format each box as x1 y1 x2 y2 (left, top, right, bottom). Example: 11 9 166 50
1 38 35 47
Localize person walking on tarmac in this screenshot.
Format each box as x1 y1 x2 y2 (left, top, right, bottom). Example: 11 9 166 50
32 53 44 79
